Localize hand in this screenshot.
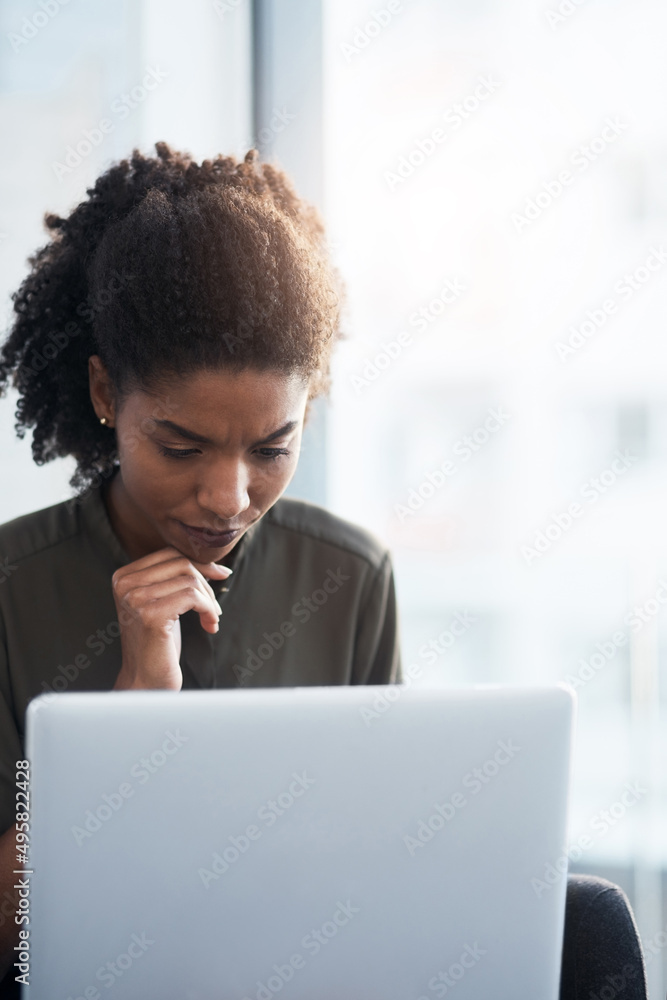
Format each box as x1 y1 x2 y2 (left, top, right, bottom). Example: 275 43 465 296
111 547 232 691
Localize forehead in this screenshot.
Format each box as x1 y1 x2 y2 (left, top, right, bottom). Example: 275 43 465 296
122 367 309 431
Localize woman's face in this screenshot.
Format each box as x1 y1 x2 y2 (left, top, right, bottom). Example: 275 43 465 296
89 359 310 562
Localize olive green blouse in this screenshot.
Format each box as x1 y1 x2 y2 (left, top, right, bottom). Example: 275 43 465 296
0 478 402 832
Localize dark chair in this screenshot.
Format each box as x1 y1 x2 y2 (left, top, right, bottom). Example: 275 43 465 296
0 967 18 1000
560 874 648 999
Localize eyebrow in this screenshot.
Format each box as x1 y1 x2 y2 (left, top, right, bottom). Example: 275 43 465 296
152 419 298 446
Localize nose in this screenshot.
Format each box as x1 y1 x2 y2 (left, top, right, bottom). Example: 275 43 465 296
195 457 251 528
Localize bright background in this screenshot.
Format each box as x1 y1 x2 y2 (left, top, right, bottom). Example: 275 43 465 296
0 0 665 993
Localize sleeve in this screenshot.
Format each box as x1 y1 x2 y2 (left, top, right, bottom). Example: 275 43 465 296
0 611 22 836
351 551 403 685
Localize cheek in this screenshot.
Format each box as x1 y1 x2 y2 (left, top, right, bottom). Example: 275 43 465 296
251 460 294 499
118 436 181 503
249 452 300 505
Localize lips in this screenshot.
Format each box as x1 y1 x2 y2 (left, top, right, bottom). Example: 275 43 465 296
178 522 241 548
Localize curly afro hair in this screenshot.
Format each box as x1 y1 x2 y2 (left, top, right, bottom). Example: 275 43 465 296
0 142 343 491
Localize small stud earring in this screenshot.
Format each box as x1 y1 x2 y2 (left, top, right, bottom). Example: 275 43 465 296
100 417 108 426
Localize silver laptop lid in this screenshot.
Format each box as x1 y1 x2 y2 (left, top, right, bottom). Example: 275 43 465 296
25 684 574 1000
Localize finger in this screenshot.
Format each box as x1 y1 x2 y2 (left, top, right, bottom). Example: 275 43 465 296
114 555 224 606
114 547 232 583
197 560 234 579
114 546 190 576
143 546 233 579
127 583 222 634
131 561 219 604
121 574 223 618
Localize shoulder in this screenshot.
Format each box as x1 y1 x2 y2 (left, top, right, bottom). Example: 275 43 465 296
0 497 79 568
262 497 390 573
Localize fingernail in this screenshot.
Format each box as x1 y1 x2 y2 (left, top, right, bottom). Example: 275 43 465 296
216 602 223 616
213 565 233 575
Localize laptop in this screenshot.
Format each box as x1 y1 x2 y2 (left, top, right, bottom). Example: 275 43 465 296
24 684 574 999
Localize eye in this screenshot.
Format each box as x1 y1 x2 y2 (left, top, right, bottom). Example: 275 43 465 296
158 445 200 459
255 448 291 462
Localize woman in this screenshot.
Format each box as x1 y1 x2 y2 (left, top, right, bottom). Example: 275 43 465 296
0 143 401 982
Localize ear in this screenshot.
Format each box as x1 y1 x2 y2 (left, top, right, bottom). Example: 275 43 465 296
88 355 116 427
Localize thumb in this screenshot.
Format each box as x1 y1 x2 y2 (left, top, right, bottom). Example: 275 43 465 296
199 562 234 580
